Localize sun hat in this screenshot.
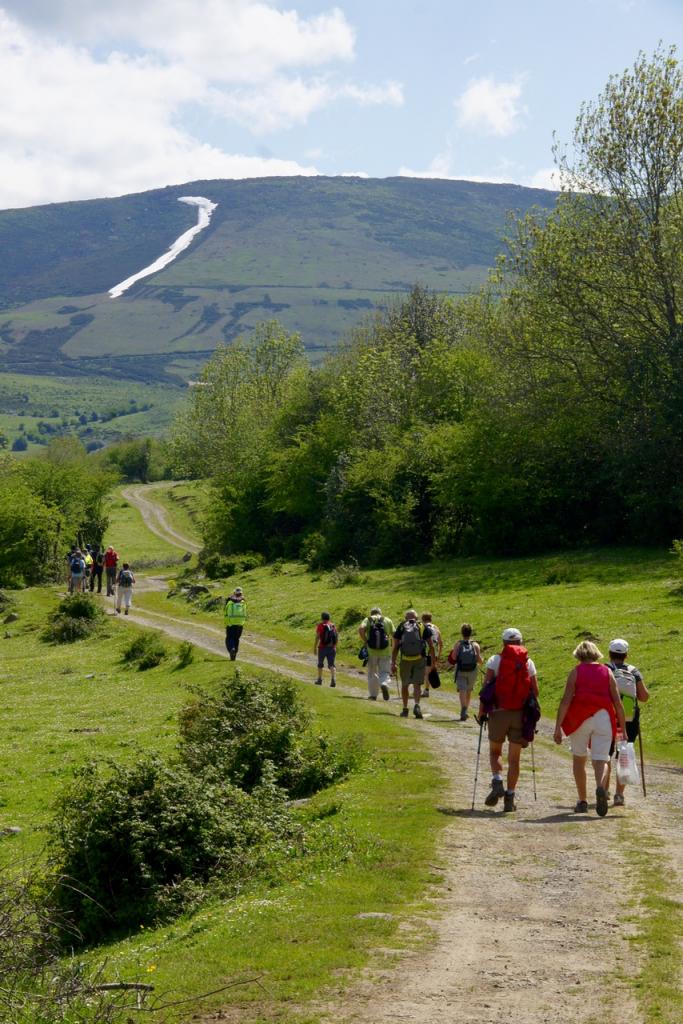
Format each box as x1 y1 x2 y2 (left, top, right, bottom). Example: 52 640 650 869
608 638 629 654
502 627 523 643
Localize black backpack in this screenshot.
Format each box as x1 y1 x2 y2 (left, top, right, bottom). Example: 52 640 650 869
367 616 388 650
321 622 338 646
457 639 477 672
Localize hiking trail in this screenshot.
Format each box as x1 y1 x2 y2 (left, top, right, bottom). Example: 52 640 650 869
114 490 682 1024
121 483 202 554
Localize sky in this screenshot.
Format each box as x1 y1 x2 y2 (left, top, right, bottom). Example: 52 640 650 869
0 0 681 210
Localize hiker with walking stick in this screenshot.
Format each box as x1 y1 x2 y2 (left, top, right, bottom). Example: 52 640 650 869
476 628 540 813
604 638 649 806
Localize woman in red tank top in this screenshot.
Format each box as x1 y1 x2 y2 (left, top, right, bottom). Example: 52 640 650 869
554 641 626 816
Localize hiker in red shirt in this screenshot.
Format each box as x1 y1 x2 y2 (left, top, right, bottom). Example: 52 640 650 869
477 627 539 812
103 546 118 596
553 641 626 817
313 611 338 688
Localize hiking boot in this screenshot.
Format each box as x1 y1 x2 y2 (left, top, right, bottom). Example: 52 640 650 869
115 608 121 614
229 651 237 661
595 785 609 817
330 679 336 687
314 678 322 685
484 778 505 807
459 708 468 721
400 707 409 718
368 695 377 701
613 793 625 807
574 800 589 813
503 791 517 812
124 609 129 615
380 683 390 701
413 704 423 720
421 689 430 698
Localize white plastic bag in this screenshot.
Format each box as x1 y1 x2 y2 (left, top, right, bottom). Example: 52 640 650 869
616 741 639 786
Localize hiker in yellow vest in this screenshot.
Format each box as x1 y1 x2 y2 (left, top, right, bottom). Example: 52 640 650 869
224 586 247 661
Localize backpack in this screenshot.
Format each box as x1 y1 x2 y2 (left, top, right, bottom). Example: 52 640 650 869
400 620 424 659
367 615 388 650
119 569 134 588
495 645 532 710
70 556 83 574
95 551 104 566
609 662 638 721
321 622 338 646
456 639 477 672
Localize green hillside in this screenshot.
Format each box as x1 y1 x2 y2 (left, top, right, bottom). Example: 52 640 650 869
0 176 557 382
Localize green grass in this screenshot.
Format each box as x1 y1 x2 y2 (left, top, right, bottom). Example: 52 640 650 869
624 822 683 1023
144 546 683 763
0 370 186 447
141 480 208 548
105 487 187 566
0 584 447 1022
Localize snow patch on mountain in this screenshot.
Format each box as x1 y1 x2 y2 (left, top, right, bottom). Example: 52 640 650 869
109 196 217 298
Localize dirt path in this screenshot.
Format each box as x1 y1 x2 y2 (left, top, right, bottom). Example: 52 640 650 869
114 488 682 1023
121 483 202 554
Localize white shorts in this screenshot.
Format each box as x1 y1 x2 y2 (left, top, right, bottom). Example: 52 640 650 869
569 709 612 761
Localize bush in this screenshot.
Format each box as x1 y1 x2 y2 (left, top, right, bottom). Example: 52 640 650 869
340 605 367 629
329 558 366 588
44 593 103 644
49 756 292 943
202 551 265 580
177 640 195 668
542 560 578 585
178 673 362 798
122 633 167 670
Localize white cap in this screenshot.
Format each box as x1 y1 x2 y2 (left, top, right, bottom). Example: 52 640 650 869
502 627 523 643
609 638 629 654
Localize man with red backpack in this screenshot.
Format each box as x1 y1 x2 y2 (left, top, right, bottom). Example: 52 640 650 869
314 611 338 687
477 627 540 812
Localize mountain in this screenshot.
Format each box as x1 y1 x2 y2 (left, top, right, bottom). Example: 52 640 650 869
0 176 557 384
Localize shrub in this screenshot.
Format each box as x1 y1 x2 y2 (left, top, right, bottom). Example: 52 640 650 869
329 558 366 588
49 756 292 943
178 673 362 798
542 560 578 585
122 633 167 670
177 640 195 668
340 605 367 629
44 593 103 644
202 551 265 580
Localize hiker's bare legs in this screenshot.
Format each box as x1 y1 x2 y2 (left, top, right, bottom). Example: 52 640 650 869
489 740 504 776
413 682 421 707
592 758 609 789
573 755 588 801
401 684 409 710
507 742 522 792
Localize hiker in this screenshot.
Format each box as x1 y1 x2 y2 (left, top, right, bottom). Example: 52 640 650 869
314 611 338 687
449 623 483 721
359 607 394 700
391 609 436 720
115 563 136 614
477 627 539 812
224 586 246 661
89 545 104 594
68 548 86 593
83 546 93 586
421 612 443 698
104 546 118 596
605 638 649 807
553 641 626 816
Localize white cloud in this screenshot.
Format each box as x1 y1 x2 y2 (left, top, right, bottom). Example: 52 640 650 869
527 166 560 190
0 11 317 208
463 52 479 66
399 151 559 191
5 1 356 83
454 75 527 137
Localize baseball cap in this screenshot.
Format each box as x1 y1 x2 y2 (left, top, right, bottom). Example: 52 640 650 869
608 638 629 654
502 627 523 643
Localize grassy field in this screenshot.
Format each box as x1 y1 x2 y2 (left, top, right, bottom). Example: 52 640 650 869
103 486 683 763
0 371 186 448
0 584 446 1021
106 488 188 566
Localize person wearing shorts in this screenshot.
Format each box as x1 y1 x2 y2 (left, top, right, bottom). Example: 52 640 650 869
450 623 483 720
391 609 436 720
554 641 626 816
314 611 337 687
478 628 539 812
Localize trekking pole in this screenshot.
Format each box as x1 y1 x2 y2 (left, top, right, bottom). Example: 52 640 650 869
471 717 485 811
637 703 647 797
530 740 538 801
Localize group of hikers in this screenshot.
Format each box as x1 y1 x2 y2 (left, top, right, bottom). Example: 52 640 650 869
66 544 136 614
227 593 647 818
